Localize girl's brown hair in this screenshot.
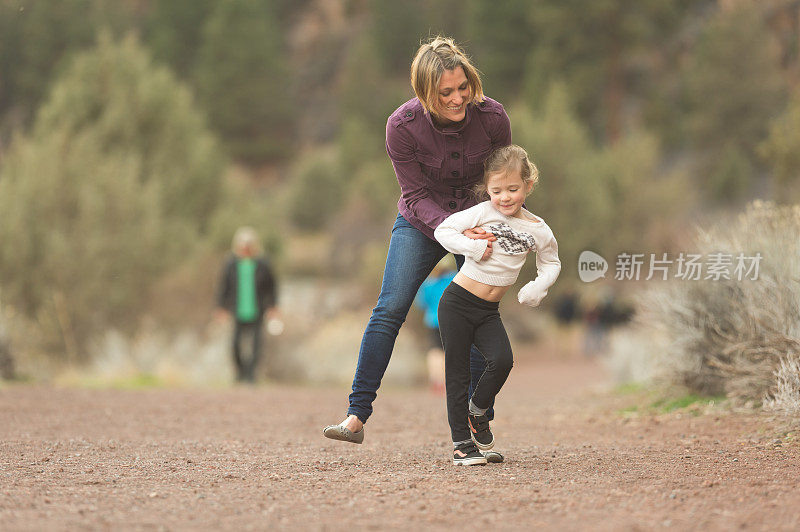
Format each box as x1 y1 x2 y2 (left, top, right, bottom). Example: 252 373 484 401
410 35 484 117
473 145 539 199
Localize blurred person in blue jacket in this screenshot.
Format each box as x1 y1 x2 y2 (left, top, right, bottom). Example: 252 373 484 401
414 258 457 394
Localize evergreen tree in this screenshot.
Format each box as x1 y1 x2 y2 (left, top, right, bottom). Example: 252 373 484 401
194 0 294 164
511 83 600 277
465 0 533 103
523 0 698 142
423 0 466 41
0 0 135 133
0 1 25 129
706 143 754 205
682 4 787 165
285 148 344 231
368 0 427 76
760 93 800 199
144 0 216 78
0 32 225 355
339 31 395 131
35 32 223 230
587 130 694 257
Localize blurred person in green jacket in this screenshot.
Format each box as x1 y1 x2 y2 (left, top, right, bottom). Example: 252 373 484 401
216 227 279 383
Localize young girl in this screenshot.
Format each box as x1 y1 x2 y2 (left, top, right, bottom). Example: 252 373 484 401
433 144 561 465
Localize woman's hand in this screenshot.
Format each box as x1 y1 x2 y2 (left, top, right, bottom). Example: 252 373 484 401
480 240 493 261
463 227 495 261
463 227 496 241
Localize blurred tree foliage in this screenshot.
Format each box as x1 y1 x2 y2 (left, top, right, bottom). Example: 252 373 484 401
761 92 800 192
338 32 396 138
193 0 294 164
0 33 224 357
35 32 224 231
522 0 700 142
368 0 427 74
369 0 467 77
466 0 534 103
512 83 598 264
682 3 788 200
513 83 693 289
0 0 135 136
285 148 345 231
144 0 216 78
2 0 795 187
208 178 283 258
1 0 800 351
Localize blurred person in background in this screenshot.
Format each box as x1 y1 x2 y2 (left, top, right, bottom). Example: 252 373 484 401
323 36 510 461
414 257 457 395
216 227 279 383
582 286 632 358
554 289 578 326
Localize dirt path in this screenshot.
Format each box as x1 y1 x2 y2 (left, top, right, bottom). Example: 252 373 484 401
1 346 798 531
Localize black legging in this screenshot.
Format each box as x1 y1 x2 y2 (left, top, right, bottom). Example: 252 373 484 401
438 282 513 442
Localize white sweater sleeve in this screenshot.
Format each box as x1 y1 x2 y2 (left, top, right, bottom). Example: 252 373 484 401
517 227 561 307
433 203 489 262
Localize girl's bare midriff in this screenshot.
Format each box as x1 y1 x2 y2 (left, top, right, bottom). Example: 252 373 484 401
453 271 510 302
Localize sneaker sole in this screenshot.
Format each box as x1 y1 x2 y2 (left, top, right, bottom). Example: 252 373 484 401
471 433 494 451
453 457 487 466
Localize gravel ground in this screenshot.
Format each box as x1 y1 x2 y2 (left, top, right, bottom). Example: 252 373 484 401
1 346 799 531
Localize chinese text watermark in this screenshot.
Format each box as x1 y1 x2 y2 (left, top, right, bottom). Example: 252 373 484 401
578 251 762 283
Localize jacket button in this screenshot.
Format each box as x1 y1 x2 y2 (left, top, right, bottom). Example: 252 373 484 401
451 171 459 177
405 111 413 118
451 152 460 159
448 201 457 209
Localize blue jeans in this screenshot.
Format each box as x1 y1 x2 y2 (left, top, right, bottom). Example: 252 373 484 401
347 213 494 423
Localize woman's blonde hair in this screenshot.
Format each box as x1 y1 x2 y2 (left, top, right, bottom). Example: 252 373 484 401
410 35 484 117
231 226 262 257
474 145 539 199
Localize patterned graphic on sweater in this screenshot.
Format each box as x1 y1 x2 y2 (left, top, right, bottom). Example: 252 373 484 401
487 223 536 255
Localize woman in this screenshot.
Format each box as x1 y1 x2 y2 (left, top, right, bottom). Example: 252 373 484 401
323 36 511 455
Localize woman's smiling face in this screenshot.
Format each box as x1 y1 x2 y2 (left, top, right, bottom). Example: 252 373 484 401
435 66 470 123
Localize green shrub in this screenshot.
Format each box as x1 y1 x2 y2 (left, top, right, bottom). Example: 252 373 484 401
0 32 225 357
285 148 345 231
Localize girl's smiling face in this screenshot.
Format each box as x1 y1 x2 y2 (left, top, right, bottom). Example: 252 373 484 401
486 169 533 218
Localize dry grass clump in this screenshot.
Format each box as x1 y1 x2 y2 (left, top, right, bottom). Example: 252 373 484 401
638 201 800 402
765 353 800 415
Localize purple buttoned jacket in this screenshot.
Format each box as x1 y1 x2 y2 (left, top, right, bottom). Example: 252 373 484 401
385 96 512 240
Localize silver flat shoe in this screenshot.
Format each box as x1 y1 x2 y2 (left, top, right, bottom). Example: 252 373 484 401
483 450 504 463
323 424 364 444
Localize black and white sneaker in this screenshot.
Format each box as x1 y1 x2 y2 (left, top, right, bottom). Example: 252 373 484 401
468 413 494 450
453 441 487 466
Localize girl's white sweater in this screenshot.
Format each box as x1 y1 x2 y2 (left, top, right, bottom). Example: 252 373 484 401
433 201 561 307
